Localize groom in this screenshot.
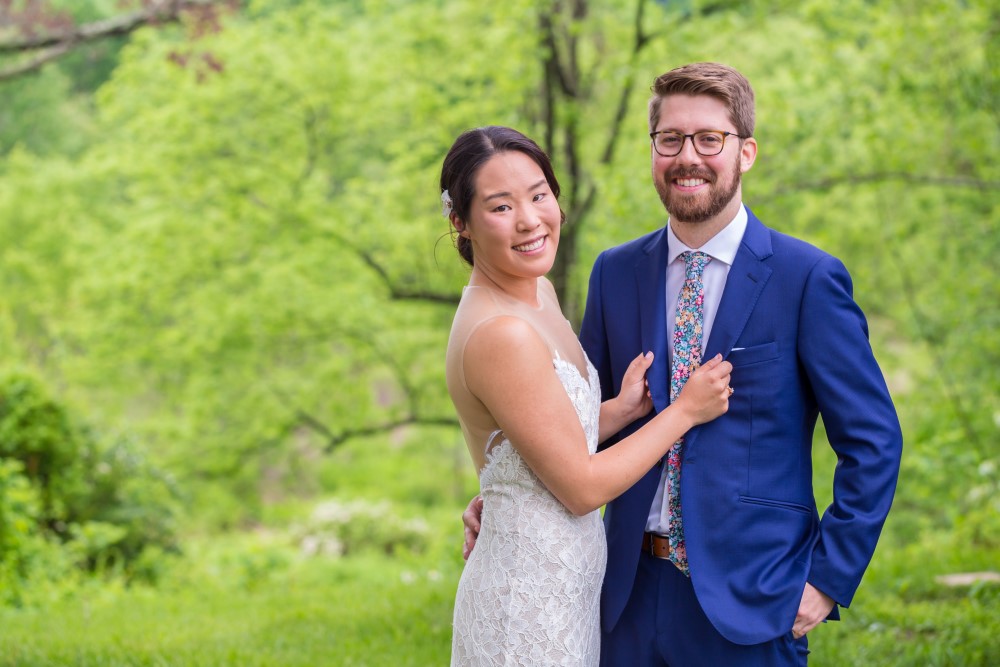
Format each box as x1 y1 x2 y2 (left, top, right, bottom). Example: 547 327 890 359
464 62 902 666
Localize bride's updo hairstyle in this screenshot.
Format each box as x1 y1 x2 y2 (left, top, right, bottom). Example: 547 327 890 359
440 126 563 267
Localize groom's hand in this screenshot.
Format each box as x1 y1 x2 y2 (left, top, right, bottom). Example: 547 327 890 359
461 495 484 560
792 582 835 638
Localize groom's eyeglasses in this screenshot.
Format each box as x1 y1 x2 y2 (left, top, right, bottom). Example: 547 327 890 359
649 130 745 157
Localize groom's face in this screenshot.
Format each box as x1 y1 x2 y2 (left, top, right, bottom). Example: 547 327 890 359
651 94 755 226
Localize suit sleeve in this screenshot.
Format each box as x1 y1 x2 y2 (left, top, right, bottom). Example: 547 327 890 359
798 255 903 607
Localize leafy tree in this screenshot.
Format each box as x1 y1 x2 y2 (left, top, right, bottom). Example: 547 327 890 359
0 0 995 540
0 0 237 80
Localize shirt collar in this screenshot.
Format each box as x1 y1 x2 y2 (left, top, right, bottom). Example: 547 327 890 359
666 204 748 267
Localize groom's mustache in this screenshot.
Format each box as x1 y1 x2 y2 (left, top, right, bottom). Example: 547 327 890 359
666 167 716 182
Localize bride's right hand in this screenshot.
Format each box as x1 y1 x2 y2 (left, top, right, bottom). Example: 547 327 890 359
462 495 483 560
673 354 732 426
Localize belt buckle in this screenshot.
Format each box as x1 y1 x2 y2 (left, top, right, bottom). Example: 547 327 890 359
648 532 671 560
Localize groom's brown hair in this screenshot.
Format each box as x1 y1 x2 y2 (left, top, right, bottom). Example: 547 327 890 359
648 62 756 139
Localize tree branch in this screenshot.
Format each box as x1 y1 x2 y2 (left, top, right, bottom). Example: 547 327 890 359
321 415 459 453
247 196 460 305
260 323 459 455
346 240 460 304
547 0 655 323
600 0 651 165
539 5 577 98
0 0 235 80
0 0 225 52
0 42 70 80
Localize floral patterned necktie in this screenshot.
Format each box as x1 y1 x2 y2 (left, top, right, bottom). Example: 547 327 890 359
664 250 711 576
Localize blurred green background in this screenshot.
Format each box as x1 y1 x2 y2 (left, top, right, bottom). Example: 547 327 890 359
0 0 997 664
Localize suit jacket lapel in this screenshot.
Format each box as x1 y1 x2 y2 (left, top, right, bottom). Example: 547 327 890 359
704 210 773 360
636 227 671 413
686 210 773 451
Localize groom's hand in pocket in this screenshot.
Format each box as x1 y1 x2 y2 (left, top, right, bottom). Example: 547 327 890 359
793 583 835 638
462 495 484 560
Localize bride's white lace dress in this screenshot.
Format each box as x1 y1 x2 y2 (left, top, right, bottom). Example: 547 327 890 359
450 355 606 666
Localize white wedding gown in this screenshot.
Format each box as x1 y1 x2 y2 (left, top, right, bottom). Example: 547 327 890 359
449 349 606 666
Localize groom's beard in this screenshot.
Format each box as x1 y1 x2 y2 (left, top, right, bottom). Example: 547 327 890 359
654 153 742 224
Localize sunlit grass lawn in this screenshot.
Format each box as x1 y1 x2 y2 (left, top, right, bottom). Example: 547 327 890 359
0 536 462 667
1 422 967 666
1 519 997 666
812 544 1000 666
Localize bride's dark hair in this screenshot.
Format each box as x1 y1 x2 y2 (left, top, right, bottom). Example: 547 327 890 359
440 126 563 267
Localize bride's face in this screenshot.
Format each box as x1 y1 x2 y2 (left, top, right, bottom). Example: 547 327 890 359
460 151 562 283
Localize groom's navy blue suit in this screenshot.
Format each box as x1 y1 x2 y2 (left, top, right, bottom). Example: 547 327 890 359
579 207 902 656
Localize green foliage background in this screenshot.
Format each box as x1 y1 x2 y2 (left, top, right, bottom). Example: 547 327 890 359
0 0 997 664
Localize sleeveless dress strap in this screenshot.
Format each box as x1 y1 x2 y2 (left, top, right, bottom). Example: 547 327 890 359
485 428 506 454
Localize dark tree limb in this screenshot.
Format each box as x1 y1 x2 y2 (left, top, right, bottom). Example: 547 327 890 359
0 42 70 80
600 0 651 165
0 0 236 81
540 0 657 323
344 238 460 305
0 0 227 52
247 195 460 306
264 323 459 455
320 415 459 453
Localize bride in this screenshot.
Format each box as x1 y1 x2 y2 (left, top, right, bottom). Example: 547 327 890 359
441 126 731 666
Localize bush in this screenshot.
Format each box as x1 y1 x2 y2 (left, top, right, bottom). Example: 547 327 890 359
0 459 42 604
0 371 181 601
68 437 182 576
294 498 430 557
0 458 82 606
0 372 85 527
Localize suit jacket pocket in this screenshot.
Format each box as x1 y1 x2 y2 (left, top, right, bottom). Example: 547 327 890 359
739 494 812 515
727 341 779 367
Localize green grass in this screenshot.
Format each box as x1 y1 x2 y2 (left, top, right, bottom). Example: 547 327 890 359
2 426 997 666
2 528 996 666
809 552 1000 666
0 535 463 667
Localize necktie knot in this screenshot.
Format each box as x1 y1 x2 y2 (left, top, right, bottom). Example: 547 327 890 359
682 251 711 280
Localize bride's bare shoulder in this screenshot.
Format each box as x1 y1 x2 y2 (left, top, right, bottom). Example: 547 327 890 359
467 315 546 357
464 316 550 384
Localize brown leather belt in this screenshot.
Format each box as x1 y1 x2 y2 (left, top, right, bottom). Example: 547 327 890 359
642 532 674 560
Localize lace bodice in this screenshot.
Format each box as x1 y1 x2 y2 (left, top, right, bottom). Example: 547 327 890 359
450 351 606 666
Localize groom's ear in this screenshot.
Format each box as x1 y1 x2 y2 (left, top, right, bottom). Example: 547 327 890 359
739 137 757 173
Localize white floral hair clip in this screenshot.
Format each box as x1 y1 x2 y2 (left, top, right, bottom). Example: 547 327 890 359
441 189 453 218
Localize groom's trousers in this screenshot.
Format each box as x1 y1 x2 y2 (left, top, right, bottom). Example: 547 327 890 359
600 551 810 666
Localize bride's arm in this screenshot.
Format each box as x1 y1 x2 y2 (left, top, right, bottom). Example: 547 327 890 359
464 316 731 516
